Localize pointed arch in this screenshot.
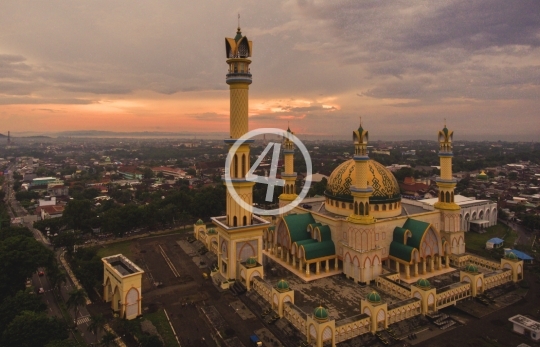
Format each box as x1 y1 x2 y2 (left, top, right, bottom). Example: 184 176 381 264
445 191 450 203
359 202 364 215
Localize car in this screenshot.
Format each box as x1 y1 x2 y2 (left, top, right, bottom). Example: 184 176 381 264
38 271 44 276
38 287 45 294
302 204 312 209
26 279 32 287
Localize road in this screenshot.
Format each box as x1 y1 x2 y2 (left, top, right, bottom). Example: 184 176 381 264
4 166 100 346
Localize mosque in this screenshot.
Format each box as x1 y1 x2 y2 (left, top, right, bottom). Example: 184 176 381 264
194 26 524 347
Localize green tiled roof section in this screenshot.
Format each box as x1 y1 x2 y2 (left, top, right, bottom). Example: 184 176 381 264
308 223 322 230
403 218 430 249
390 241 415 262
283 213 316 243
302 241 335 260
318 225 332 242
293 239 318 248
392 227 409 245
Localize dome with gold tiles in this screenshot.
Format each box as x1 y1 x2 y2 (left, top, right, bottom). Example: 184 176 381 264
326 159 400 202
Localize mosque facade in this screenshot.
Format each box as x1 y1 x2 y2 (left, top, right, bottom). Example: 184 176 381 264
193 27 524 347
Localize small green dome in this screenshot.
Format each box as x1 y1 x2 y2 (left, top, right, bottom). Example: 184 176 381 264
505 252 518 260
416 278 431 289
443 127 449 136
195 219 204 225
276 279 289 292
367 291 381 304
245 257 257 268
465 264 478 273
477 171 488 180
207 228 217 235
313 306 329 322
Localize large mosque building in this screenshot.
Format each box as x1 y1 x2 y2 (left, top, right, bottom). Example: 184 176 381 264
194 26 523 347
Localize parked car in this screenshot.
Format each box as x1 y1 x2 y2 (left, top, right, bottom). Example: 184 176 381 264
38 271 44 276
38 287 45 294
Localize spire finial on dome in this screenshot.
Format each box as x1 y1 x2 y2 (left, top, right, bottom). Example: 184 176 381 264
444 118 446 128
238 13 241 31
287 120 291 132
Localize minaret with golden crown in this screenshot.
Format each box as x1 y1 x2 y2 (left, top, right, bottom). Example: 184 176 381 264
278 125 298 209
224 26 254 228
434 122 464 254
347 120 375 224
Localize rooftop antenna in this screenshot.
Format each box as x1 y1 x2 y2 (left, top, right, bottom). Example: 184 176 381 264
238 13 240 29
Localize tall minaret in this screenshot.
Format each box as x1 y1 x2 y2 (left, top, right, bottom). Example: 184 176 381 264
348 120 375 224
279 125 297 209
435 122 464 254
224 26 254 227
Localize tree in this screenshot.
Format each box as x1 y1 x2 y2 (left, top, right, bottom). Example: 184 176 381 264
0 289 47 334
52 230 83 255
0 235 55 297
140 334 164 347
100 331 116 347
63 199 96 232
46 266 67 294
508 171 518 180
66 288 87 326
87 314 105 344
0 311 68 347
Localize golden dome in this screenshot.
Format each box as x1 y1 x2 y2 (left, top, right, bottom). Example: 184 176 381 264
325 159 401 204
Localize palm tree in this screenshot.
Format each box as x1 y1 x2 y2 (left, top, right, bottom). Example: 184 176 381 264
87 313 105 343
66 288 87 326
48 268 67 294
100 331 116 347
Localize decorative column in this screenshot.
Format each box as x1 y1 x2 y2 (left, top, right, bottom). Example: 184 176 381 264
405 265 410 279
316 262 320 275
422 260 427 274
325 259 329 273
414 262 419 277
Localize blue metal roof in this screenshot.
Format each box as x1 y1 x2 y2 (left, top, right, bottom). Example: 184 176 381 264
487 237 504 244
506 249 534 261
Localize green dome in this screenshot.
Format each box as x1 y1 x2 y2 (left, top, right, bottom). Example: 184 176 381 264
367 291 382 304
275 279 289 292
207 228 217 235
416 278 431 289
313 306 329 322
465 264 478 273
505 252 518 260
477 171 488 180
245 257 257 268
195 219 204 225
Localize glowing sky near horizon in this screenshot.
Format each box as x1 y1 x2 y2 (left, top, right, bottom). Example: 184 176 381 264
1 1 539 140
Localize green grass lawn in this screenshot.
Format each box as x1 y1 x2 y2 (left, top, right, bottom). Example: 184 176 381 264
144 309 179 347
465 223 517 258
96 240 134 259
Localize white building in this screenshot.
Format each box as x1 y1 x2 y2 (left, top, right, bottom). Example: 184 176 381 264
509 315 540 341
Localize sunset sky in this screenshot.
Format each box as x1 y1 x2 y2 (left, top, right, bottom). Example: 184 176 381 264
1 1 539 140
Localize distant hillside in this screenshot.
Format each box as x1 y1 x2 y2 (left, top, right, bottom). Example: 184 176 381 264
55 130 227 138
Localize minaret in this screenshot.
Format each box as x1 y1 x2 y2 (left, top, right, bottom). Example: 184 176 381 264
348 120 375 224
434 122 458 211
224 26 254 227
279 125 297 209
435 122 464 254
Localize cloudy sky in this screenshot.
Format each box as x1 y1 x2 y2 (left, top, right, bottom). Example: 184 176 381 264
1 0 539 140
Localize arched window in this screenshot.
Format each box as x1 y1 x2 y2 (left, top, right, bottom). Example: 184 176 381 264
233 155 238 178
243 216 247 226
375 205 379 211
445 191 450 203
349 203 353 210
382 204 387 211
233 216 237 227
440 191 444 202
354 202 358 215
342 202 346 209
359 202 364 215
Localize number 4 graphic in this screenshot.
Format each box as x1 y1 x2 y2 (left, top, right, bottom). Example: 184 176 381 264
245 142 285 202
